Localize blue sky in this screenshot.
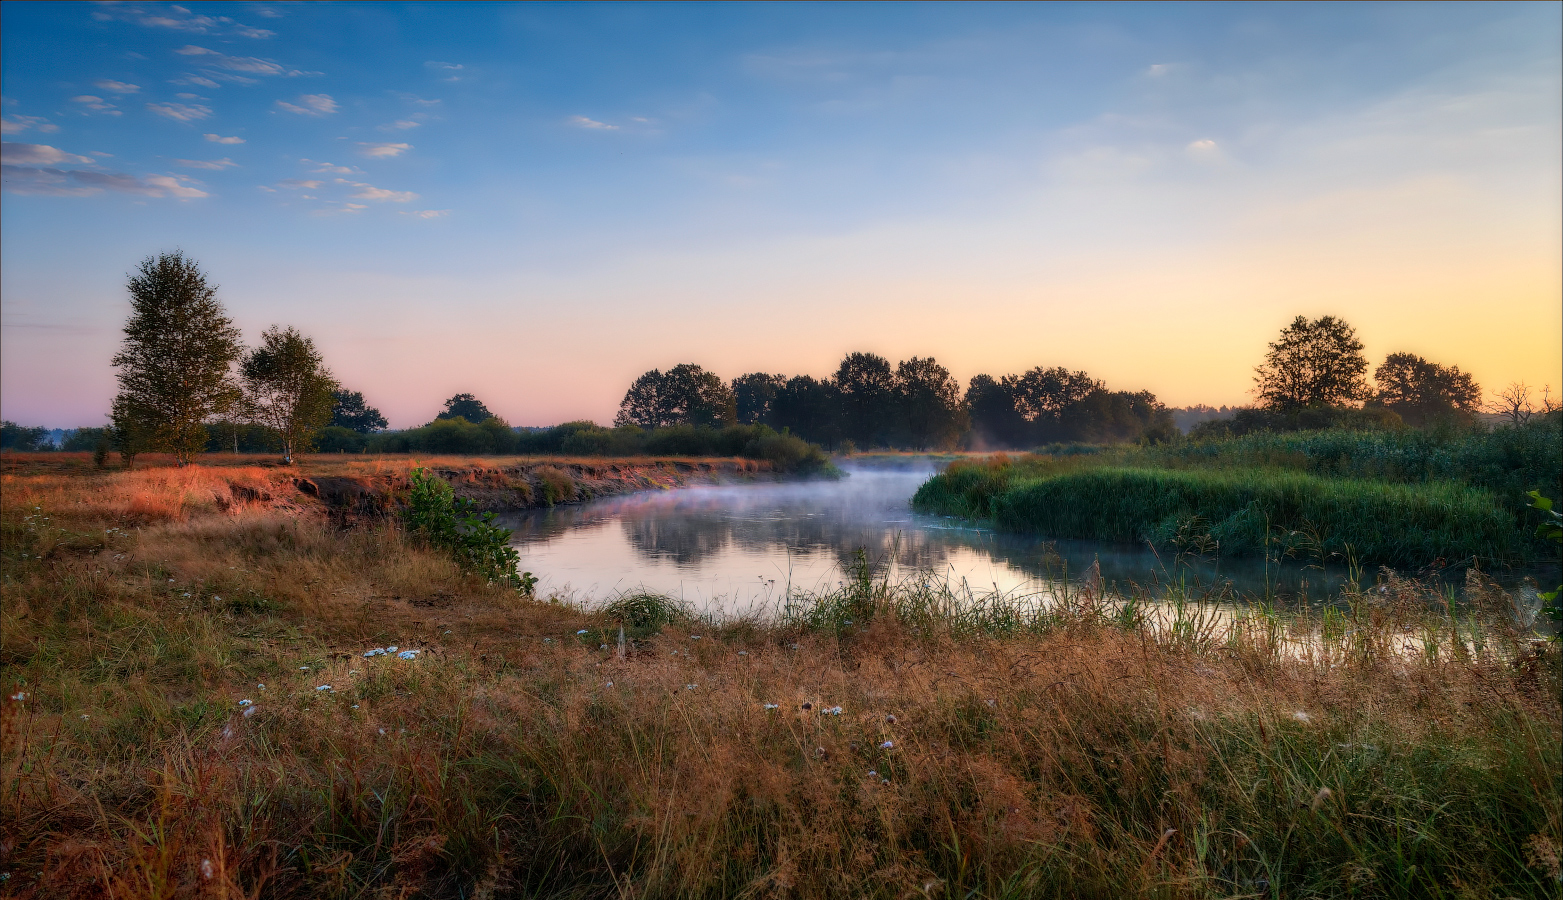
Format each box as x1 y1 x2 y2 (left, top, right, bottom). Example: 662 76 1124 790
3 2 1559 427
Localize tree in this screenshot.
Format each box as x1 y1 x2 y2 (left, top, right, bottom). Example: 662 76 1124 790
1372 352 1481 426
733 373 786 425
111 251 243 465
436 393 495 424
614 364 736 428
239 326 338 464
965 375 1027 448
833 352 897 446
1253 315 1370 410
330 389 388 432
895 357 966 450
1487 382 1559 427
0 422 49 451
110 394 156 468
1006 366 1100 442
770 375 842 449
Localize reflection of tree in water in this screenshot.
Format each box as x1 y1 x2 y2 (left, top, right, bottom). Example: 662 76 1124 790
504 468 1381 600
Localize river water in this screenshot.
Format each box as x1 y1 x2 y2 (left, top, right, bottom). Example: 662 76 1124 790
500 459 1422 619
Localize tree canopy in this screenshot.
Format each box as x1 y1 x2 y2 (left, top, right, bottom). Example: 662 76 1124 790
331 389 389 432
615 364 736 428
1373 352 1481 426
1254 315 1371 410
436 393 496 424
111 251 243 465
240 325 338 464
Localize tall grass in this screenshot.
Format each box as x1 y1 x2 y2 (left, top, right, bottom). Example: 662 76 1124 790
916 451 1539 567
2 460 1559 898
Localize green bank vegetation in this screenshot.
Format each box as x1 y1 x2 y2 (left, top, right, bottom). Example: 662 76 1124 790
2 460 1559 898
915 418 1563 568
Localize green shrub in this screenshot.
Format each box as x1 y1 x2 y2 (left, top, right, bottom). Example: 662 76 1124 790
404 468 533 592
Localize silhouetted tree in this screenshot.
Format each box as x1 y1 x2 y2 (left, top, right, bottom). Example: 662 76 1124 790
436 393 495 424
1372 352 1481 426
1254 315 1370 410
895 356 966 450
615 364 736 428
965 375 1027 448
1487 382 1559 427
240 326 339 465
733 373 786 425
111 251 243 465
1008 367 1100 442
330 390 388 432
834 352 897 447
771 375 843 449
0 422 49 451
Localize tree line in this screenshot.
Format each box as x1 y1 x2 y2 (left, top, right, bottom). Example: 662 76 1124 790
5 254 1555 463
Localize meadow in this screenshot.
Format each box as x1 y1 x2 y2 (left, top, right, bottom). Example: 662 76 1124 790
1 453 1558 898
915 421 1563 569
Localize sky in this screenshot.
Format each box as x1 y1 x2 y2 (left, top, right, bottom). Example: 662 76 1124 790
2 1 1559 429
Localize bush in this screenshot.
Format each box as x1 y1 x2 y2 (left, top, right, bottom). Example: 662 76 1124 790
403 468 533 592
314 425 370 453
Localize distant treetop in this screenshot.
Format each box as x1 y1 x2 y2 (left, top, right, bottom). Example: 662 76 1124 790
436 393 495 424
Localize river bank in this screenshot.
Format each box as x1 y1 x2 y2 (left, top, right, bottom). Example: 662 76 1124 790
2 454 1559 897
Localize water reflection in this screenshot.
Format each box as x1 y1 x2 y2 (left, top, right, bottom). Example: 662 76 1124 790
500 461 1527 617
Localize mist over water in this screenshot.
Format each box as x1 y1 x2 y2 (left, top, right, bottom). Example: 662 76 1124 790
501 459 1397 618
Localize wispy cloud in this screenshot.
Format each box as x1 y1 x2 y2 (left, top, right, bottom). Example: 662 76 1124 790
71 95 122 115
1 116 58 135
2 143 96 166
174 157 238 170
305 160 358 175
569 115 618 130
172 74 221 88
357 142 410 158
93 6 275 39
94 79 141 94
424 61 464 82
173 45 316 79
204 133 245 144
343 180 418 202
379 119 422 131
392 93 441 107
276 94 338 116
402 209 450 219
175 45 218 55
278 179 324 189
146 102 212 122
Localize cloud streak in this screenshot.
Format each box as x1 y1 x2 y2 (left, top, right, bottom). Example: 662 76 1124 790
276 94 338 116
357 142 411 158
146 102 212 122
569 115 618 130
204 133 245 144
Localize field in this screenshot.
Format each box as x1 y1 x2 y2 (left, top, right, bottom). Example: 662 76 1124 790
2 454 1560 898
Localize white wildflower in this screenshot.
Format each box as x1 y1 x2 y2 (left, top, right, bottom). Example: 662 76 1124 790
299 666 310 671
577 629 589 635
763 703 779 710
1292 711 1311 723
9 693 24 701
829 706 842 716
363 648 386 657
238 699 253 707
397 650 419 660
868 770 877 777
879 740 893 750
685 684 697 690
315 685 331 692
243 706 258 717
387 646 398 652
200 859 214 880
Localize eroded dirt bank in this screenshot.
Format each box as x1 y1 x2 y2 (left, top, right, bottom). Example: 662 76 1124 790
280 457 779 519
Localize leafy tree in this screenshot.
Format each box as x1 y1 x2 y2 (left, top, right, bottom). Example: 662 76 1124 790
965 375 1027 448
895 357 967 450
733 373 786 425
239 325 339 465
1006 366 1100 440
60 427 108 452
436 393 495 424
1372 352 1481 426
614 363 736 428
110 251 243 465
770 375 843 449
109 393 156 468
1253 315 1370 411
330 389 388 432
0 421 49 451
833 352 897 447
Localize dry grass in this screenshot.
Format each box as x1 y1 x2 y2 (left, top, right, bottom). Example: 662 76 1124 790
1 456 1559 898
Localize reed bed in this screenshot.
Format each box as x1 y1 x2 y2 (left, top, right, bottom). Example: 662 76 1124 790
1 461 1559 898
